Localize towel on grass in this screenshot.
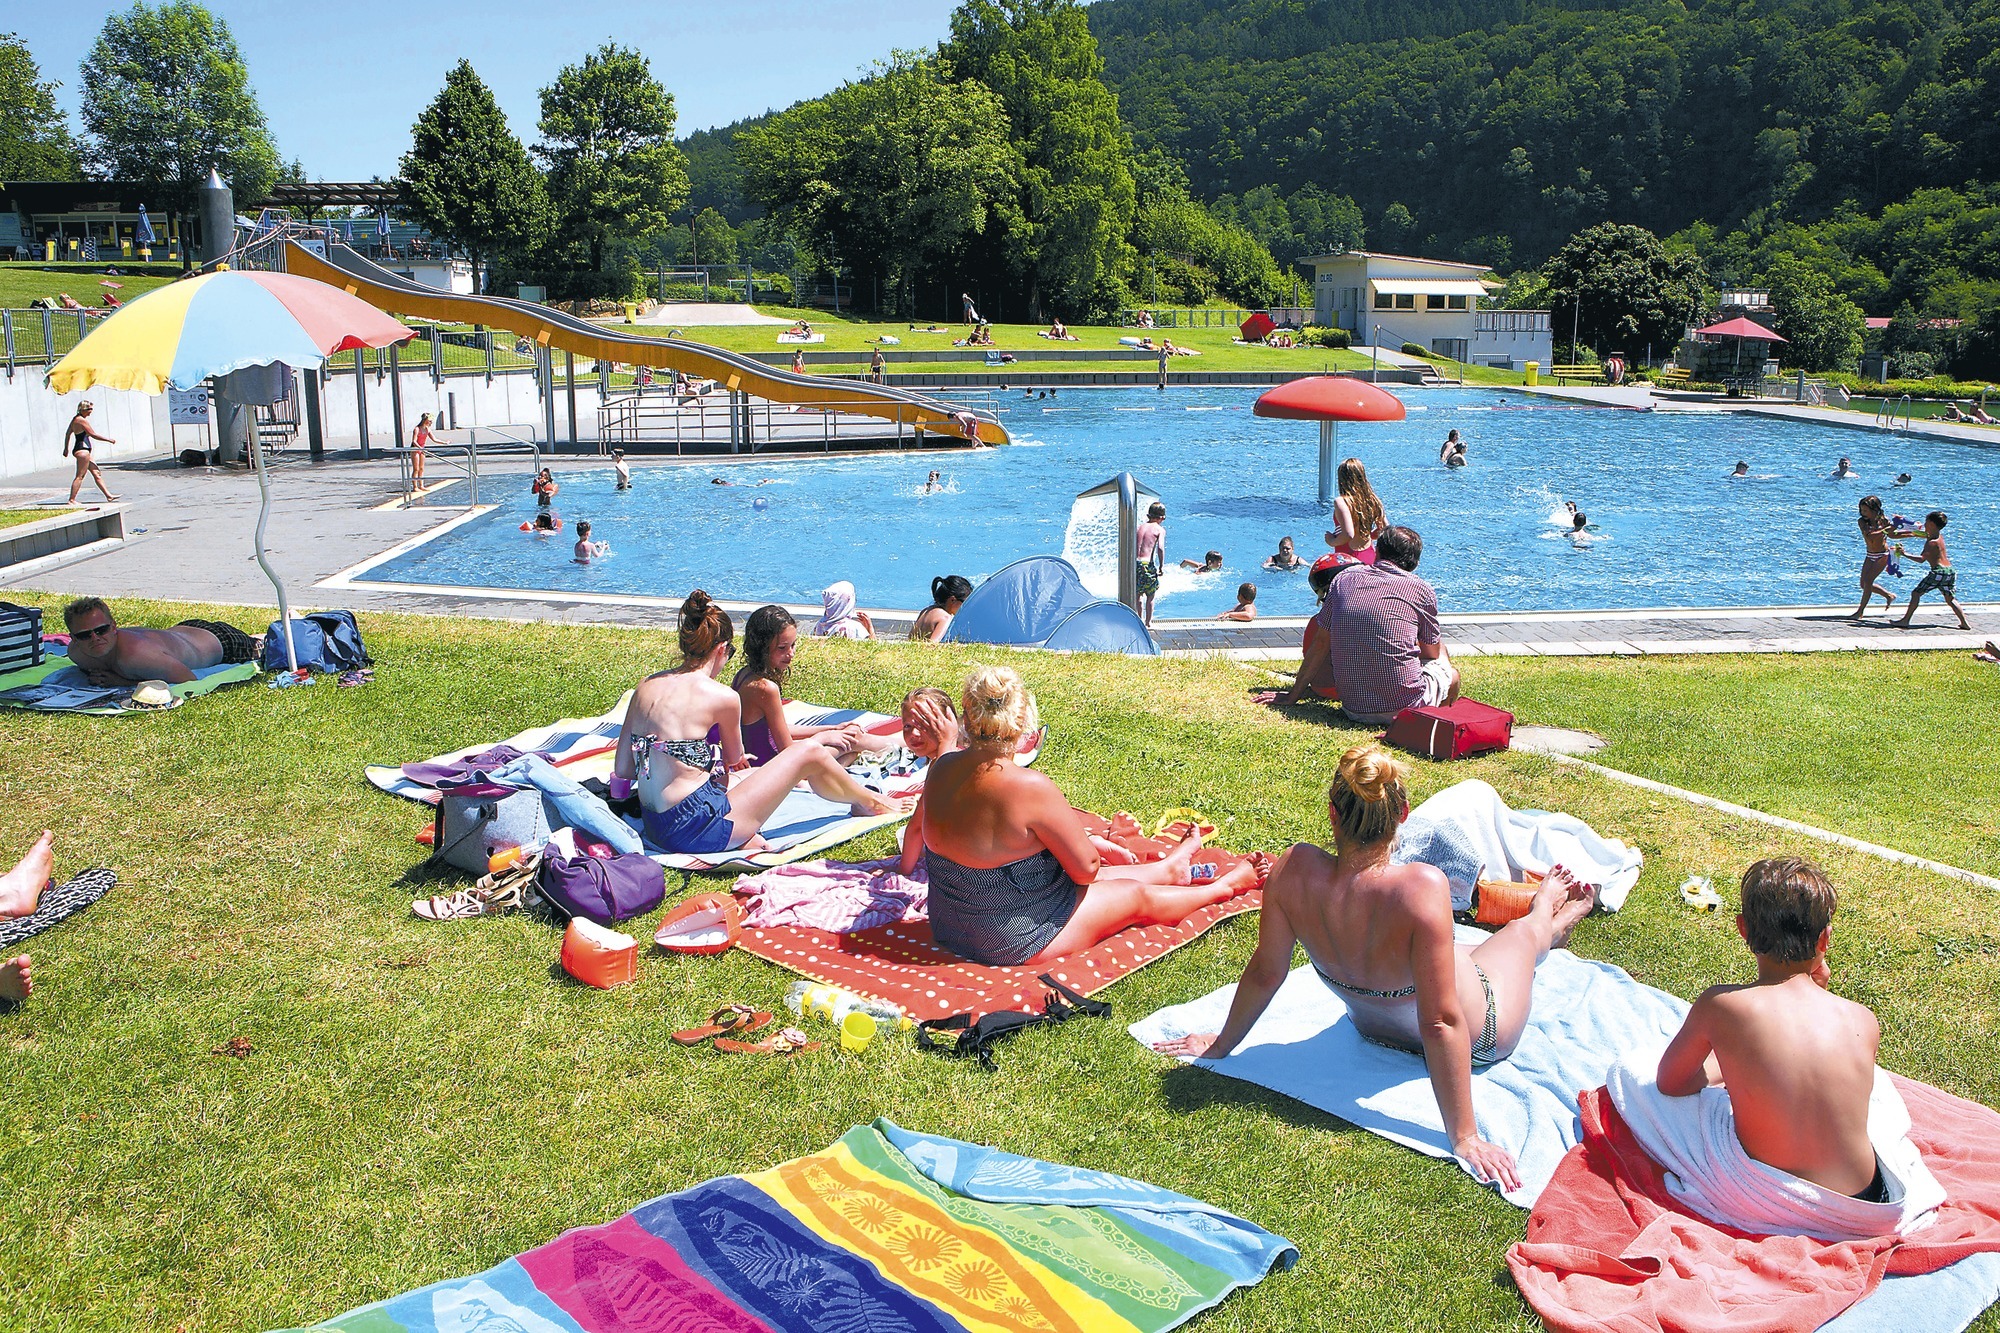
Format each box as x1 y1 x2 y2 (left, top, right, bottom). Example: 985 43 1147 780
1392 779 1644 911
0 656 257 714
1507 1075 2000 1333
1128 926 1690 1207
1607 1061 1946 1243
283 1118 1296 1333
734 857 929 932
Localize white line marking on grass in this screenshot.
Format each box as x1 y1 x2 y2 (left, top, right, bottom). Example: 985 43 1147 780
1527 749 2000 892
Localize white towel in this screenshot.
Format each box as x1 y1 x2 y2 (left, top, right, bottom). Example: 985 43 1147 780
1392 779 1644 911
1606 1060 1947 1243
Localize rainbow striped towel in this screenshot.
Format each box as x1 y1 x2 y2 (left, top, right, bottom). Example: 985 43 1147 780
285 1119 1295 1332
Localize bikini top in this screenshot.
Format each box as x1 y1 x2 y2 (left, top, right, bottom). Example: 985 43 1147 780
1312 959 1417 1000
628 733 718 779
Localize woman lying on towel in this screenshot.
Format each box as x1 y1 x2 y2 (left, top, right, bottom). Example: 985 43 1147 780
1154 744 1596 1192
722 605 899 765
612 591 911 856
919 666 1261 967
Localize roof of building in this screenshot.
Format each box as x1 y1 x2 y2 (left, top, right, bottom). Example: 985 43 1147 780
2 179 398 213
1297 249 1497 274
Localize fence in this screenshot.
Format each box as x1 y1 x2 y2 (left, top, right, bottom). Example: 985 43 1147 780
596 385 995 455
2 307 114 374
1118 306 1311 330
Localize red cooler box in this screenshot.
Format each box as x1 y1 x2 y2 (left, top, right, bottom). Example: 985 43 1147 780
1383 699 1514 761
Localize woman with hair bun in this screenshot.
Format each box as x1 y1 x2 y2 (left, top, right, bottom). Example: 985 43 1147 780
919 665 1262 967
724 604 897 764
610 590 910 855
910 574 972 642
1153 743 1597 1192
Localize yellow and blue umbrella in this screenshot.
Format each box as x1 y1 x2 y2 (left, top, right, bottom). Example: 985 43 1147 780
46 268 412 395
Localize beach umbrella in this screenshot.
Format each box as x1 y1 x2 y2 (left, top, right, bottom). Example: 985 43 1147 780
47 271 412 671
1240 311 1276 342
1695 316 1787 372
134 205 156 246
1254 376 1407 504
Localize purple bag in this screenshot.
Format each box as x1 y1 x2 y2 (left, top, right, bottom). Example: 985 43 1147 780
536 850 665 924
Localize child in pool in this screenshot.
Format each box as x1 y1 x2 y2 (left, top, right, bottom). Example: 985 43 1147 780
573 520 608 564
1218 582 1258 621
1180 549 1224 572
1264 536 1304 571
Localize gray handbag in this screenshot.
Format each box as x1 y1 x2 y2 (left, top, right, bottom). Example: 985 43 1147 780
433 785 551 875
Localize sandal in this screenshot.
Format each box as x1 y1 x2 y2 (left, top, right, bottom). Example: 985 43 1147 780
671 1004 773 1046
714 1025 819 1055
412 876 531 921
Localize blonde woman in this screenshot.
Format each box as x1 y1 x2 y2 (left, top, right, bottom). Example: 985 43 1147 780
919 666 1260 966
1154 744 1596 1193
63 401 120 503
1324 457 1386 563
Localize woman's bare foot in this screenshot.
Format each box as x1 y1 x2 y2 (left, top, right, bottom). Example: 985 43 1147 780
1540 864 1598 947
1148 827 1209 885
853 792 918 819
0 955 30 1003
1203 858 1262 897
0 831 55 917
1089 833 1140 866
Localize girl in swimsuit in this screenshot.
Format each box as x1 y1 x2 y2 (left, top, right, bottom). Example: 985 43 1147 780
1848 496 1909 620
1324 457 1386 563
918 666 1262 966
726 605 896 765
63 401 120 503
910 574 972 642
410 412 435 491
1153 743 1597 1194
610 591 909 856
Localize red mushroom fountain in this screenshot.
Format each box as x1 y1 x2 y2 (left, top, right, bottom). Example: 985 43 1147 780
1253 376 1407 504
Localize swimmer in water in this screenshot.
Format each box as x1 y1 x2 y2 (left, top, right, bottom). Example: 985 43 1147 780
924 470 943 494
1830 457 1858 479
1731 461 1750 477
712 476 774 487
573 520 608 564
1894 472 1912 486
1180 549 1224 573
1440 430 1467 467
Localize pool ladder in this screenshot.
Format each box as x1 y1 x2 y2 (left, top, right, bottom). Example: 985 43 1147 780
1874 394 1913 431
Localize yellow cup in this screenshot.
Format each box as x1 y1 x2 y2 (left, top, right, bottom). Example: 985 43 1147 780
840 1009 877 1054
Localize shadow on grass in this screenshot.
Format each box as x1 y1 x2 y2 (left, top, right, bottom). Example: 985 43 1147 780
1156 1061 1374 1142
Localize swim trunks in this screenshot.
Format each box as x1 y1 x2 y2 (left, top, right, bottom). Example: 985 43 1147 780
641 775 736 855
923 847 1080 965
1136 557 1161 599
176 618 257 664
1914 566 1957 597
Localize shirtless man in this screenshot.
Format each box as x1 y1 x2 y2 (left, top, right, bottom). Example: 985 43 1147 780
62 597 259 686
1655 857 1884 1199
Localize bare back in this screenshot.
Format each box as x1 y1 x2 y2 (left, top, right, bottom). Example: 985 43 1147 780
70 625 220 685
921 748 1098 884
614 669 745 809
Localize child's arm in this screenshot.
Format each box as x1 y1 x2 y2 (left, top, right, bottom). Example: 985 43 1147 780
1656 990 1727 1095
898 788 926 876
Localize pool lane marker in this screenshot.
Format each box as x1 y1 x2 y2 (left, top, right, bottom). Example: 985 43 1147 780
1517 743 2000 893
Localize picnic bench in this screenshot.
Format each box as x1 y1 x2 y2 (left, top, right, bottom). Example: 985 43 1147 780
1551 363 1604 384
1654 367 1692 387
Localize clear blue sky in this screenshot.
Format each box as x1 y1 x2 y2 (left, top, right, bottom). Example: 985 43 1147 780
11 1 963 181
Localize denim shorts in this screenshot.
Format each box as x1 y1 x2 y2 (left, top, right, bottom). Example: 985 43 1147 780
641 776 736 855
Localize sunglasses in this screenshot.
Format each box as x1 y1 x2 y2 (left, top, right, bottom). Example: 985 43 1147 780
72 623 115 641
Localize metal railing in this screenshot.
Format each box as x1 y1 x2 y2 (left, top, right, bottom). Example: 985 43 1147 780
596 386 996 455
1874 394 1914 430
390 424 542 507
2 306 115 372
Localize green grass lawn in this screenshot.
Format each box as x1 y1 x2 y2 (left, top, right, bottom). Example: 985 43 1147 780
3 595 1996 1331
0 509 74 531
0 267 178 312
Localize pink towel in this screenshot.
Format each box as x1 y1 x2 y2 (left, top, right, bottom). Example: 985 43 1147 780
732 858 928 933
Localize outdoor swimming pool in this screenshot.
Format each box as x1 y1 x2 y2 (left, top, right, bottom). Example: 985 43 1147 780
352 387 1998 618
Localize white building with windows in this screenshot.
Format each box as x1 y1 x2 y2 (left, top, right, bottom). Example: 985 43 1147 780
1303 249 1551 369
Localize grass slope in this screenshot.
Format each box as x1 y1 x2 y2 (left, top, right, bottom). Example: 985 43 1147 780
1 595 1995 1331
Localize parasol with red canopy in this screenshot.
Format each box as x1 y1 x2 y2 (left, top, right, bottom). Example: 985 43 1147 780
1254 376 1407 504
1695 316 1787 373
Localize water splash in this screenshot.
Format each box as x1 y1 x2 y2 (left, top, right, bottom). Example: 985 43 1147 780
1060 489 1122 599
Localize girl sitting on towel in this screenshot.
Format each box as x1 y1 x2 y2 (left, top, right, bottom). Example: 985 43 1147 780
919 666 1262 967
722 605 897 766
1154 744 1597 1193
611 592 909 857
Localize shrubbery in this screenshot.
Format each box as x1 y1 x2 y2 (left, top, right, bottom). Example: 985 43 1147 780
1400 341 1433 358
1299 325 1349 349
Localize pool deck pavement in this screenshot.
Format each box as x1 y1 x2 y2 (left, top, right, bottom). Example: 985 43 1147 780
3 440 1995 660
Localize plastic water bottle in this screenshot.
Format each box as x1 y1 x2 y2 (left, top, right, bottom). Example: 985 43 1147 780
784 980 909 1030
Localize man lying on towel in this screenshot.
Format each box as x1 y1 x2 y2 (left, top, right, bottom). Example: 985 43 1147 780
1618 856 1944 1239
61 597 259 686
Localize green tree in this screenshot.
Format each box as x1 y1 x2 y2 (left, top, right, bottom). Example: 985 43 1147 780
945 0 1136 317
79 2 279 234
1763 258 1865 372
740 54 1019 315
1 32 81 179
396 60 549 295
534 43 689 275
690 207 737 266
1541 222 1706 357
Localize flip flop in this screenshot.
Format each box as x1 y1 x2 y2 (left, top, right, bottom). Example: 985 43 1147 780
671 1004 772 1047
0 868 116 948
714 1025 819 1055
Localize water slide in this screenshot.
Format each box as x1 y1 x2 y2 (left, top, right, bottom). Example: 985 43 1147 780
282 241 1008 446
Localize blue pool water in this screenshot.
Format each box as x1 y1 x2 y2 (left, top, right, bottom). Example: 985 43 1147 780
357 387 1999 617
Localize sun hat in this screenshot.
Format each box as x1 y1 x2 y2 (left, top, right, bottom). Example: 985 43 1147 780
127 679 174 709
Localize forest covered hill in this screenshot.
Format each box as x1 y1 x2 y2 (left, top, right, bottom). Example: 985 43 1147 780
1086 0 1998 268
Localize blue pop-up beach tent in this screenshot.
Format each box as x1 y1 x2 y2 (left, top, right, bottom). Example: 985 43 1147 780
945 556 1158 656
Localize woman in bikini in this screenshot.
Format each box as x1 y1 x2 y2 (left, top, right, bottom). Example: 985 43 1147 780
1323 457 1386 563
725 605 896 765
410 412 435 492
909 574 972 642
1154 744 1596 1193
919 665 1262 967
63 401 120 503
1849 495 1904 620
611 592 908 856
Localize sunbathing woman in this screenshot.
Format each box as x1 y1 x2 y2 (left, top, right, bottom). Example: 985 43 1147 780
1324 458 1387 563
612 591 908 856
920 666 1261 966
1154 744 1596 1192
724 605 896 764
909 574 972 642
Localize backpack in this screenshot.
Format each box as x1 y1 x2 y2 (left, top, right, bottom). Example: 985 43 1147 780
536 850 666 924
262 610 371 674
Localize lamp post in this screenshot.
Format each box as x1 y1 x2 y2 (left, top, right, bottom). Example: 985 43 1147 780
1370 324 1382 382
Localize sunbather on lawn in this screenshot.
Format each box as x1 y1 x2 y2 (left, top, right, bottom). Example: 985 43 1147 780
612 591 910 857
62 596 259 686
919 665 1261 966
1652 857 1885 1199
1154 744 1596 1192
726 605 898 764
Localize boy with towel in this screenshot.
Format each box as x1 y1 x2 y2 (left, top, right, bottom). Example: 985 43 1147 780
1613 857 1945 1240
